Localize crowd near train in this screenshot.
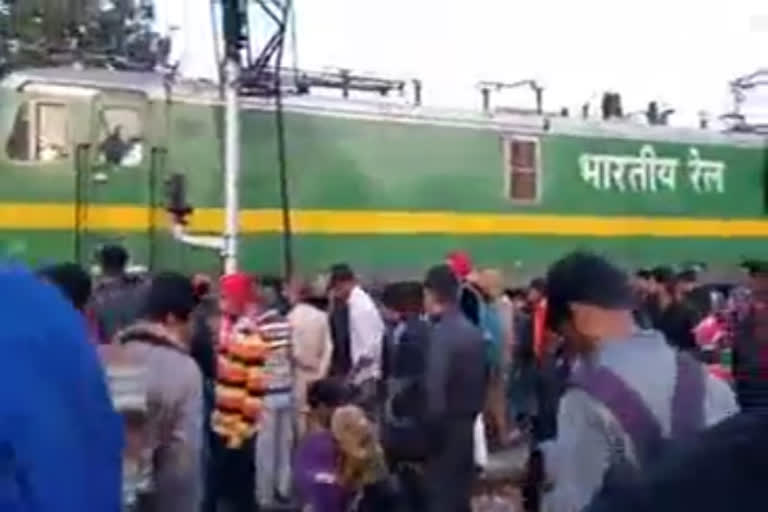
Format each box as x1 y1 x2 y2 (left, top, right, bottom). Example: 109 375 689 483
2 245 768 512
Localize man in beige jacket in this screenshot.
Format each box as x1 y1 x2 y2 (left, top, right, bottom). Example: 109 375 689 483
287 278 334 434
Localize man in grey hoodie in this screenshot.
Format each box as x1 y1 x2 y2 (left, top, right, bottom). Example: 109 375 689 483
116 272 203 512
541 252 738 512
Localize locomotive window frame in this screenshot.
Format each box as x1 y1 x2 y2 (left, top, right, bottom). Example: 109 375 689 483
5 100 71 164
97 105 146 168
502 135 541 204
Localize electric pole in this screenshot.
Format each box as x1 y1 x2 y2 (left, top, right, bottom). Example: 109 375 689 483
221 0 243 274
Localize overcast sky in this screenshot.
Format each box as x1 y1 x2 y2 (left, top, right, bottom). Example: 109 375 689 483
288 0 768 125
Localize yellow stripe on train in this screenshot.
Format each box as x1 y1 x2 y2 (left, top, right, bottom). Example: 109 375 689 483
0 203 767 237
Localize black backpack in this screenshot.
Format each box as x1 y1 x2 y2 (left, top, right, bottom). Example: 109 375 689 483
572 351 706 505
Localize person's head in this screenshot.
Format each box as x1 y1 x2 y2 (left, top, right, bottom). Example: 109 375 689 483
743 260 768 296
546 251 635 355
633 268 652 295
424 264 460 316
380 282 404 324
477 268 504 301
675 269 698 297
651 266 676 297
527 277 547 305
192 273 212 301
445 251 473 281
39 262 92 312
505 287 527 310
381 281 424 323
260 275 286 311
286 276 315 306
329 264 356 302
219 272 258 317
331 405 381 488
143 271 197 343
307 378 349 428
98 245 129 276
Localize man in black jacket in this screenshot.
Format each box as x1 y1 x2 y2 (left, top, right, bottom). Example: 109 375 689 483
380 281 431 511
423 265 487 512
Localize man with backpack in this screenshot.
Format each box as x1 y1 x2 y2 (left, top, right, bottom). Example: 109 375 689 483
112 272 204 511
540 252 738 512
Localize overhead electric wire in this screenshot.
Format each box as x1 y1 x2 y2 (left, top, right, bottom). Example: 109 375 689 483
274 0 294 280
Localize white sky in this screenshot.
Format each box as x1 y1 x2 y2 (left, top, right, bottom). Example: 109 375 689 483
289 0 768 125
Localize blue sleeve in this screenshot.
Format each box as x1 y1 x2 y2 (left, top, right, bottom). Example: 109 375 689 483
0 270 123 512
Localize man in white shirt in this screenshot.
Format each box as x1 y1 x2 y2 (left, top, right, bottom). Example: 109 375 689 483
329 264 385 418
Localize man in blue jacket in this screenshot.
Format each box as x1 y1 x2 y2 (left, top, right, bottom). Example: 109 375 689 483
0 266 122 511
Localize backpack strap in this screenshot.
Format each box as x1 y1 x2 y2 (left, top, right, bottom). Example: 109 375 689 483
671 351 706 438
570 366 662 465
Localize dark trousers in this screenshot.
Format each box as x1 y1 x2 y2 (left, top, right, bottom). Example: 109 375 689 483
205 435 256 512
394 462 427 512
425 418 475 512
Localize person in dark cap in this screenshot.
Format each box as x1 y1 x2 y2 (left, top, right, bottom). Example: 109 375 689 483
422 264 487 512
539 252 737 512
731 259 768 412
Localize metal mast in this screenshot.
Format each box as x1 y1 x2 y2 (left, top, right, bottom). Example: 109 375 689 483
221 0 244 274
240 0 295 279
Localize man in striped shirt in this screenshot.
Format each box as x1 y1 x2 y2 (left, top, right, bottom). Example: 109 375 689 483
255 279 295 509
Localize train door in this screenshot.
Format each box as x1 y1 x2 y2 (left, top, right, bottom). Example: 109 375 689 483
77 89 167 271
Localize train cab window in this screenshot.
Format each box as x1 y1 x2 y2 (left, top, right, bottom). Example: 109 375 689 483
98 107 144 167
504 137 540 202
6 102 70 162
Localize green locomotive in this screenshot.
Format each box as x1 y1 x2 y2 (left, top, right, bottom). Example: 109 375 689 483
0 67 766 277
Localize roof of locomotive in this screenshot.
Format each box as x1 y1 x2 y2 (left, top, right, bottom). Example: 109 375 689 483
1 67 169 99
3 67 767 147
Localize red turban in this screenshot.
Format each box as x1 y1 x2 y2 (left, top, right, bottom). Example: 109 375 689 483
446 251 473 279
220 272 257 310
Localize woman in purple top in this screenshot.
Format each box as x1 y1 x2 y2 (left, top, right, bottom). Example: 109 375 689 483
294 379 352 512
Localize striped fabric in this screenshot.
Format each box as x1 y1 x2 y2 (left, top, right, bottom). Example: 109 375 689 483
258 310 293 398
97 344 150 510
212 309 291 448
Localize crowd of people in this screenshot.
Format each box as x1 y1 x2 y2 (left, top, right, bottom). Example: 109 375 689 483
2 244 768 512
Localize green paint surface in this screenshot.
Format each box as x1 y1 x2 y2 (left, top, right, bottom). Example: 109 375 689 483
0 81 766 274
